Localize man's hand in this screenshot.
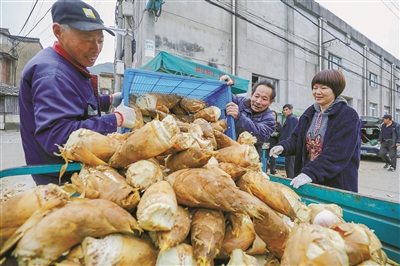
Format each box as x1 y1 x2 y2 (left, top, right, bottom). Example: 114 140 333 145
290 173 312 189
269 145 284 158
114 103 136 128
220 75 234 86
226 102 239 119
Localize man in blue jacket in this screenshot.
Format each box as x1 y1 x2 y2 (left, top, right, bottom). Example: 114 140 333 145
378 114 400 172
280 104 298 178
225 79 276 157
19 0 136 185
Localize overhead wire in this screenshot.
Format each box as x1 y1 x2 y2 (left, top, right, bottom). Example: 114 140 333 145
6 6 52 55
205 0 399 93
279 0 396 77
381 0 400 19
17 0 39 36
389 0 400 12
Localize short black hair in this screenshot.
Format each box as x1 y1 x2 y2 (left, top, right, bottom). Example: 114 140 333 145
251 79 276 101
283 104 293 110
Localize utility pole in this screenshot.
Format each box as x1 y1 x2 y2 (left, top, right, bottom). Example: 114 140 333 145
124 0 133 69
114 0 123 93
114 0 133 92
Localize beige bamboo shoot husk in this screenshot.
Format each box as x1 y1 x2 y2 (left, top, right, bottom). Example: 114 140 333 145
237 171 297 221
271 182 302 213
332 222 384 265
252 201 291 259
193 106 221 122
308 203 344 224
227 249 260 266
152 205 191 252
218 162 247 181
237 131 257 145
136 180 178 231
213 129 240 149
0 184 70 256
165 147 216 173
59 128 121 165
215 144 259 168
210 119 228 133
191 118 214 140
108 114 180 168
245 234 269 255
79 233 157 266
188 123 215 151
179 97 207 113
71 164 140 211
166 168 264 219
280 223 349 265
127 103 145 130
191 208 225 266
170 102 188 115
156 243 195 266
161 131 199 155
125 158 164 191
219 213 256 258
12 199 141 266
136 92 183 115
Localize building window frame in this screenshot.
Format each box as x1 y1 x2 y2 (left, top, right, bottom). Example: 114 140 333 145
369 73 377 87
369 103 377 117
328 54 341 70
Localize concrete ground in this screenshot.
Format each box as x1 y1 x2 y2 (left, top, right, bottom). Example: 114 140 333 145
1 130 399 202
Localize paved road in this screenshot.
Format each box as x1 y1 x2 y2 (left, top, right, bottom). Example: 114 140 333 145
1 130 399 202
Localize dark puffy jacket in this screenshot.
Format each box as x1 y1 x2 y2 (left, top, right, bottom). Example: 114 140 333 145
232 94 276 156
278 101 361 192
280 113 298 141
19 47 117 185
378 121 400 146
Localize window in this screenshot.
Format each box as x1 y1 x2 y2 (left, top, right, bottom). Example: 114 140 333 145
384 106 390 115
369 103 377 117
396 109 400 123
369 73 377 87
328 54 341 70
251 74 278 97
397 85 400 96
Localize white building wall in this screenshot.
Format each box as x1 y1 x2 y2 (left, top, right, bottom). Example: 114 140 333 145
132 0 400 118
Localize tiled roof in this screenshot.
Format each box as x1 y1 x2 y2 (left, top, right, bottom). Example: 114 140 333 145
0 83 18 96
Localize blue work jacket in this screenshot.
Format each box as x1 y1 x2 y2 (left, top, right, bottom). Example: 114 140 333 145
19 47 117 184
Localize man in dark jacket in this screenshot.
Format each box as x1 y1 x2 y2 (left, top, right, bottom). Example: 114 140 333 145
225 79 276 157
378 114 400 172
280 104 298 178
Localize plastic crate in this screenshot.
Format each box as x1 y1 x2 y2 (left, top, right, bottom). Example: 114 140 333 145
121 68 236 140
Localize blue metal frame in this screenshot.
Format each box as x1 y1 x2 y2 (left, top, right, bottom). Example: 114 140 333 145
0 163 82 179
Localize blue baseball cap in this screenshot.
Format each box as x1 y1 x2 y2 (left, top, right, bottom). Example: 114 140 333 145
52 0 114 36
382 114 392 120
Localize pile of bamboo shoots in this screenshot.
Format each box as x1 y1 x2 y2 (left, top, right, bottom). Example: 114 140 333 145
1 93 397 266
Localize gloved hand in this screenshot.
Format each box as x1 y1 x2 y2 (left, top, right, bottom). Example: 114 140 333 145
111 92 122 107
219 75 234 86
290 173 312 189
269 145 284 158
114 103 136 128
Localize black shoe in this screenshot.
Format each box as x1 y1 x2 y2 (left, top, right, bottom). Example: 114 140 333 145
388 166 396 172
383 163 390 169
270 171 277 175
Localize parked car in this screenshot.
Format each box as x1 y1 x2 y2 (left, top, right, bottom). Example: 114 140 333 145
360 116 382 157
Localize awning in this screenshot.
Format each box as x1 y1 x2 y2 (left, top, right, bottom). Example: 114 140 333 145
139 51 249 94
